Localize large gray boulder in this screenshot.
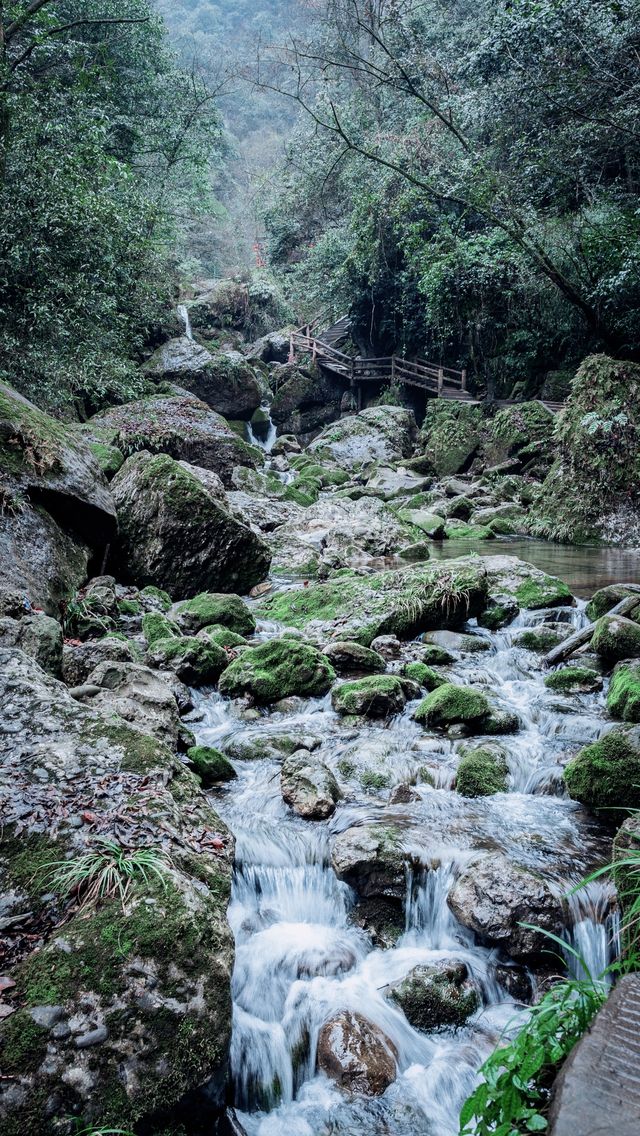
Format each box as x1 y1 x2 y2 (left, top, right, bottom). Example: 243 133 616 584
0 648 234 1133
269 363 344 436
110 451 271 597
316 1011 397 1096
93 394 261 486
308 406 416 469
144 338 268 419
62 636 137 687
269 495 416 574
77 659 182 749
280 751 341 819
0 613 63 675
447 853 565 961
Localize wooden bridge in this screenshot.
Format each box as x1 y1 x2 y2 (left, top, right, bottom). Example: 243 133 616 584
289 317 564 411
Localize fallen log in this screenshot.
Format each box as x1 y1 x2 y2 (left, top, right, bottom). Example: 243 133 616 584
543 592 640 667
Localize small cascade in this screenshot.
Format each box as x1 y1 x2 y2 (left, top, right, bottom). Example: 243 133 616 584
247 401 277 453
565 879 620 984
403 861 468 950
177 303 193 340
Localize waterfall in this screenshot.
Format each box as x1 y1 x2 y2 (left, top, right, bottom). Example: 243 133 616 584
247 403 277 453
178 303 193 340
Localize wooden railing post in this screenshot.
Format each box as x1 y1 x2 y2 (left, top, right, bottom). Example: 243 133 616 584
312 338 317 364
350 358 355 388
289 331 295 364
391 356 396 384
438 367 444 395
461 368 467 392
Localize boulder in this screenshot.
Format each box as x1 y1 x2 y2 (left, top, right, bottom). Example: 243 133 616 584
280 751 341 819
586 585 640 623
332 675 407 718
592 615 640 665
308 406 415 470
92 395 261 485
365 467 431 501
514 623 572 653
146 635 228 686
419 402 485 476
62 636 137 687
482 555 573 610
456 745 509 797
0 648 234 1133
317 1011 397 1096
322 641 386 675
269 363 344 436
186 745 237 786
77 660 182 749
448 853 565 960
246 330 291 364
331 824 405 900
218 638 336 704
401 662 447 690
111 452 271 596
421 630 490 654
172 592 255 637
414 684 491 732
544 667 603 695
0 613 62 676
388 960 479 1030
564 727 640 812
257 557 488 646
608 661 640 722
141 611 181 646
143 337 268 420
227 489 304 534
398 509 446 539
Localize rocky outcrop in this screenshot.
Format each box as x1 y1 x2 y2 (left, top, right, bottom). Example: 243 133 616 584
269 363 344 436
316 1011 397 1096
218 638 336 704
331 824 405 901
0 649 234 1134
62 636 138 687
110 451 271 596
93 394 261 485
0 613 63 675
73 659 182 749
144 336 269 420
447 853 565 960
280 751 341 819
308 406 415 469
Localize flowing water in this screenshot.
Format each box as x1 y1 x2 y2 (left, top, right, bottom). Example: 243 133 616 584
246 403 278 454
178 303 194 341
191 579 628 1135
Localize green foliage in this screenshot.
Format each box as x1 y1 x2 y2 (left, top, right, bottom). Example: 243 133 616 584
459 979 607 1136
45 838 169 909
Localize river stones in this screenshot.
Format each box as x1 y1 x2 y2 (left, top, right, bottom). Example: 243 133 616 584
592 614 640 664
608 661 640 722
316 1011 398 1096
322 641 386 675
481 555 574 610
62 636 137 687
447 853 565 960
147 635 228 686
414 684 517 736
514 623 572 653
77 660 182 749
268 495 416 574
110 451 271 597
331 824 405 900
172 592 256 637
586 584 640 622
421 630 490 654
332 675 407 718
544 667 603 695
187 745 237 786
280 751 341 819
563 727 640 812
307 405 415 470
219 638 336 705
456 745 509 797
388 960 479 1030
143 337 268 420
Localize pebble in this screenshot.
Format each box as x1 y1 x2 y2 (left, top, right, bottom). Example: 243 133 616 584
75 1026 108 1048
52 1022 71 1040
30 1005 64 1029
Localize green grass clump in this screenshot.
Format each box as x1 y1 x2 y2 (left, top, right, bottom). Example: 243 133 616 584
360 770 391 791
45 837 169 909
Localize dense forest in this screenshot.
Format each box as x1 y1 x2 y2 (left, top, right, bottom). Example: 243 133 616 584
1 5 640 1136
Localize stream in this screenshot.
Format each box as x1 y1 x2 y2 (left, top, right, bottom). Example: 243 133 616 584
190 552 627 1136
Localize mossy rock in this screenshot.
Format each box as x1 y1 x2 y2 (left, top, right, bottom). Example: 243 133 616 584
586 585 640 622
608 661 640 723
140 584 173 612
282 478 322 507
186 745 237 787
174 592 256 637
401 662 447 691
147 635 228 685
544 667 603 695
389 961 479 1030
456 745 509 797
514 625 569 653
331 675 407 718
142 611 181 646
198 624 248 650
218 638 336 704
592 615 640 665
88 440 125 478
421 644 455 666
477 597 519 631
223 734 304 762
419 402 485 477
414 683 492 733
514 577 572 610
564 727 640 812
445 523 495 541
322 640 386 675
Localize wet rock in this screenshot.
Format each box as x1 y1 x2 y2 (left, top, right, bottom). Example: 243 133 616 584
592 614 640 665
270 363 345 436
81 660 182 749
482 555 574 610
415 684 492 733
586 585 640 623
0 491 90 617
219 638 335 705
421 630 490 654
398 509 446 539
0 614 62 676
477 595 520 631
146 635 228 686
144 338 268 420
544 667 603 695
388 960 479 1030
332 824 405 900
246 330 291 364
91 394 261 485
62 637 136 687
456 745 509 797
389 784 421 804
110 451 271 596
75 1025 108 1048
371 635 402 660
322 641 386 675
419 402 484 476
187 745 237 787
269 495 415 573
495 963 533 1003
280 751 341 819
514 623 572 653
316 1011 397 1096
332 675 407 718
223 733 320 762
608 661 640 722
564 726 640 812
308 406 415 470
448 853 565 960
29 1006 64 1029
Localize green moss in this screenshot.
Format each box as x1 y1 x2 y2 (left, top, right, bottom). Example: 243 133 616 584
337 758 357 778
141 584 173 611
564 729 640 812
174 592 256 636
457 746 508 797
515 577 572 610
515 627 565 653
414 683 492 731
142 611 181 645
360 770 391 790
586 585 640 622
0 385 73 476
186 745 237 786
421 644 455 665
390 964 479 1030
219 638 336 704
420 401 485 476
332 674 406 717
0 830 65 907
87 718 173 775
592 614 640 664
478 602 516 631
0 1012 49 1073
283 479 321 506
89 440 124 477
608 663 640 722
544 667 603 694
199 623 247 649
117 598 141 616
148 635 228 684
402 662 447 690
445 523 495 541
